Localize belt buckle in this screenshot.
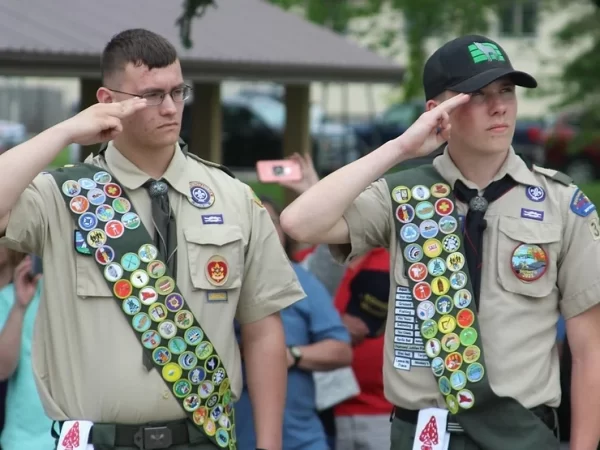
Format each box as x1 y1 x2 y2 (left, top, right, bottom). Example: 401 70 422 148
134 426 172 449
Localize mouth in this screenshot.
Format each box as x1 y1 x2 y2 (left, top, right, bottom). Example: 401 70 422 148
158 122 179 129
487 124 509 132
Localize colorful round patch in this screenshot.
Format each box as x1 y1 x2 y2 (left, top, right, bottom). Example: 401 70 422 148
400 223 420 243
459 327 478 347
449 271 467 290
189 182 215 209
441 333 460 353
87 229 107 248
438 376 452 395
431 276 450 296
199 381 215 399
395 204 415 224
211 406 224 422
165 293 184 312
466 362 485 383
413 282 431 301
196 341 214 360
218 414 231 431
139 286 159 305
168 336 188 354
453 289 472 309
141 330 161 349
87 188 106 206
104 262 123 282
457 309 475 328
423 239 443 258
62 180 81 197
439 216 458 234
450 370 467 391
173 379 193 398
184 394 200 412
463 345 481 364
442 234 461 253
215 428 229 448
179 351 198 370
457 389 475 409
95 205 115 222
175 310 194 329
156 276 176 295
132 312 152 333
139 244 158 263
189 367 207 385
193 407 208 426
206 257 229 287
154 347 172 366
78 212 98 231
148 260 167 279
445 352 463 372
121 253 141 272
219 379 230 397
78 178 96 190
95 246 115 265
417 301 435 320
204 418 217 436
511 244 548 281
391 186 411 204
446 394 459 414
419 219 439 239
212 368 226 386
446 252 465 272
205 355 220 373
425 338 441 358
526 185 546 202
114 279 133 299
412 185 430 201
431 183 451 198
407 262 427 282
122 297 141 316
158 320 178 339
427 257 446 277
162 362 182 382
438 315 456 334
130 270 149 289
431 357 445 377
421 319 438 339
185 327 205 346
404 243 423 263
435 198 454 216
93 171 112 185
122 212 141 230
415 201 435 220
435 295 453 315
104 183 122 198
105 220 125 239
112 198 130 214
149 303 168 322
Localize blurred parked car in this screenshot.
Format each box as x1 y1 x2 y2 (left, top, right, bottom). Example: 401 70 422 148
0 120 26 154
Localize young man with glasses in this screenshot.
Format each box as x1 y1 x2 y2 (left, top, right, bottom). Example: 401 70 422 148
0 28 304 450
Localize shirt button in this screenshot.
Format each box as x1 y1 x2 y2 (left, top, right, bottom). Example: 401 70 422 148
162 390 170 400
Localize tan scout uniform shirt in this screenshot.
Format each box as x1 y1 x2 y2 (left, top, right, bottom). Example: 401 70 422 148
0 142 305 423
331 147 600 411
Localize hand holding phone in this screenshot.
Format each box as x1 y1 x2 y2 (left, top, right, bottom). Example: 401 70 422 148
256 159 303 183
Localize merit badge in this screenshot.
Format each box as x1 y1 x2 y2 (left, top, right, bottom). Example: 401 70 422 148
218 413 231 430
131 269 150 289
442 234 460 253
453 289 472 309
463 345 481 364
175 310 194 329
95 246 115 265
427 257 446 277
439 376 452 395
526 185 546 202
570 189 596 217
419 219 439 239
460 327 478 346
153 347 172 366
450 370 467 390
202 214 224 225
74 230 92 255
205 355 220 373
438 315 457 334
189 182 215 209
520 208 544 221
87 229 107 248
78 178 96 190
162 362 182 382
122 296 142 316
112 198 131 214
430 356 444 376
196 341 214 360
417 301 435 320
441 333 460 353
439 216 458 235
70 196 89 214
400 223 420 243
403 243 423 263
408 262 428 282
425 339 441 358
139 287 159 305
435 198 454 216
148 260 167 279
457 389 474 409
95 205 115 222
423 239 443 258
179 352 198 370
156 276 175 295
78 212 98 231
183 394 200 412
158 320 178 340
174 380 192 398
121 253 141 272
189 367 207 385
446 252 465 272
415 201 435 220
104 262 123 282
435 295 453 315
413 282 432 301
165 293 184 312
446 394 459 414
457 309 475 328
431 183 451 198
62 180 81 197
395 204 415 223
122 212 141 230
87 188 106 206
132 312 151 333
206 256 229 286
212 368 226 386
431 276 450 296
93 171 112 185
114 279 133 299
149 303 168 322
216 429 229 447
466 362 484 383
449 271 467 290
139 244 159 263
204 417 217 435
412 185 430 201
511 243 548 281
185 327 204 345
142 330 161 350
207 291 228 302
392 185 411 204
105 220 125 239
104 183 122 198
193 406 208 425
169 336 188 354
444 352 462 371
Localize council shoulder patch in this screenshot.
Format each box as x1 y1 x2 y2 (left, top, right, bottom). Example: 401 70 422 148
570 188 596 217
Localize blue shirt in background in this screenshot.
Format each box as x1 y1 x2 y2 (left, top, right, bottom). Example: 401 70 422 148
557 316 566 342
235 263 350 450
0 281 53 450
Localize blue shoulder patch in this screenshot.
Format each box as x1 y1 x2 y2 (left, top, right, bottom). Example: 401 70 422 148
570 188 596 217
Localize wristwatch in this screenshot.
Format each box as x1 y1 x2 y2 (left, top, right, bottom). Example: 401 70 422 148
289 346 302 367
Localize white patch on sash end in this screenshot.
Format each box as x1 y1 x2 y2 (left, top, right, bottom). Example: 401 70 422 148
57 420 94 450
412 408 450 450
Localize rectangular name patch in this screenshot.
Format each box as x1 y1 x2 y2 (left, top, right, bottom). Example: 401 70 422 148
207 291 228 302
520 208 544 221
201 214 224 225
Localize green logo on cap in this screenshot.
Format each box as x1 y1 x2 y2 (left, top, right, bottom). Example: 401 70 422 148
468 42 505 64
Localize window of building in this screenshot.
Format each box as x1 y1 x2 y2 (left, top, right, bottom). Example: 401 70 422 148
498 1 538 36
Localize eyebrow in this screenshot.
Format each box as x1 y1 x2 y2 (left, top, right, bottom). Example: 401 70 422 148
139 83 186 95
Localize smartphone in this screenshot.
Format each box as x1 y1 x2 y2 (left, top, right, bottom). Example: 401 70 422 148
256 159 303 183
29 254 43 277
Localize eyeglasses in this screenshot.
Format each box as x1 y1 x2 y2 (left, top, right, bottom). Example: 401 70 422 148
106 85 193 106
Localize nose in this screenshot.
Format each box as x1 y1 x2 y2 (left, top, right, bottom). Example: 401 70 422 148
488 92 507 116
160 93 177 115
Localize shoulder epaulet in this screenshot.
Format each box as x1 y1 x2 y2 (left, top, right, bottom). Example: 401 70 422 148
532 166 573 187
187 153 236 179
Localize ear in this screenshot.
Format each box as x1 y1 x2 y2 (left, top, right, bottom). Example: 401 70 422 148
425 99 439 112
96 87 114 104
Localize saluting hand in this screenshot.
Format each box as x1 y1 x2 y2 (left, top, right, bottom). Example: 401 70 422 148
59 98 148 146
396 93 470 159
13 256 40 310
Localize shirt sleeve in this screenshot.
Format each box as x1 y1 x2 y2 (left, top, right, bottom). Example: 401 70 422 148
235 185 306 324
557 186 600 319
0 173 51 256
328 178 392 265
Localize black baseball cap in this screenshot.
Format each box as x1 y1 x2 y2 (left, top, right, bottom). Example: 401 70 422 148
423 34 537 100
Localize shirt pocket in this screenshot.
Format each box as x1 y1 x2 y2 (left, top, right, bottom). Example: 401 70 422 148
76 252 113 298
496 216 561 298
184 225 243 291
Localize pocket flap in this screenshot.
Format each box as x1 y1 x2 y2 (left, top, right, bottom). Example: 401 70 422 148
498 216 561 244
184 225 243 246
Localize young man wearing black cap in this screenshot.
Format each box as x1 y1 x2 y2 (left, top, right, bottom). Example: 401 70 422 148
280 34 600 450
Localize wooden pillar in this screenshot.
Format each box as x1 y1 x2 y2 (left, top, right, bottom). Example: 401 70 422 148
282 84 311 206
78 78 102 161
189 82 222 163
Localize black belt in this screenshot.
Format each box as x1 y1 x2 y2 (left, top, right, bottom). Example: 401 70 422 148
54 419 190 449
392 405 557 434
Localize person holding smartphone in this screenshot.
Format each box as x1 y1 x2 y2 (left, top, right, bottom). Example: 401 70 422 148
0 250 50 450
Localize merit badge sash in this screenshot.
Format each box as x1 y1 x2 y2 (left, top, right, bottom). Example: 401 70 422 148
384 165 559 450
51 164 236 450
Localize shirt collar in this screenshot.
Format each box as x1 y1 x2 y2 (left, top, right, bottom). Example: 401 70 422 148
432 146 539 190
103 141 191 197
